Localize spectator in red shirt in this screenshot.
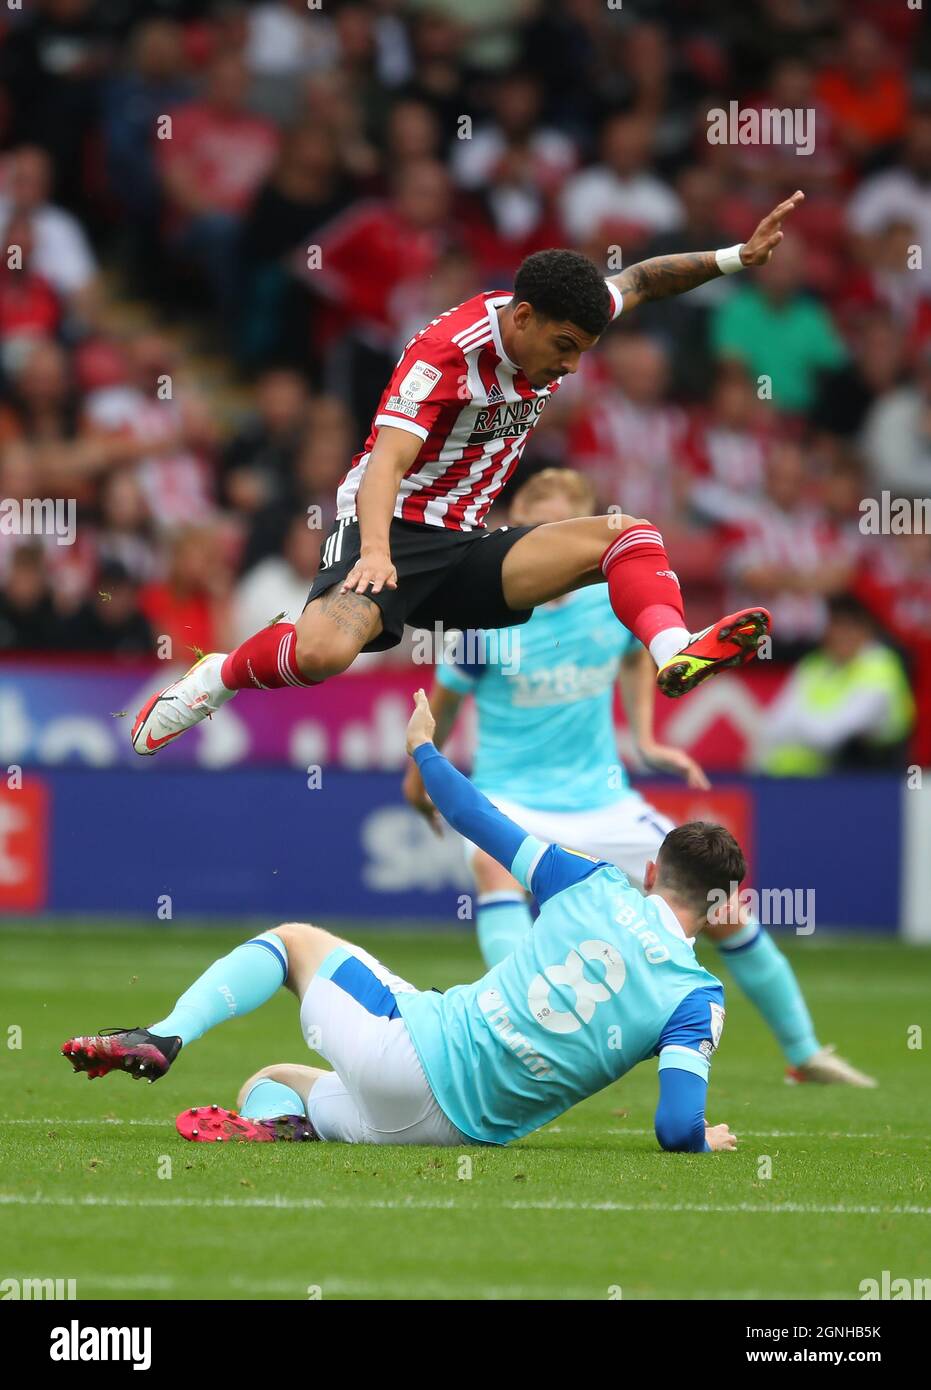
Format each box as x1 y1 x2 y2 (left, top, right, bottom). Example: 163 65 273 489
313 159 451 346
816 19 909 167
310 157 454 426
139 524 233 661
0 213 61 375
157 52 280 324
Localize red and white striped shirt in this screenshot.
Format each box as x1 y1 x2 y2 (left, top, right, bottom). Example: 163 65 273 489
337 289 614 532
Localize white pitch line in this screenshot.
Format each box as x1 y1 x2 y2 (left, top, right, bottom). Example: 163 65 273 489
228 1275 621 1300
591 1128 931 1141
5 1118 164 1127
66 1274 176 1293
229 1277 856 1301
1 1192 928 1217
0 1269 856 1299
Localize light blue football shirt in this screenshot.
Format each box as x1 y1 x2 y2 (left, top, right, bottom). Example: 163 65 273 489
435 587 637 811
397 841 725 1146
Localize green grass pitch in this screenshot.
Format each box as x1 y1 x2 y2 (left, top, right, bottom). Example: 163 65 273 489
1 922 928 1301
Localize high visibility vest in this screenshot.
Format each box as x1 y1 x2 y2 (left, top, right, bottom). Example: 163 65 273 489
763 643 914 776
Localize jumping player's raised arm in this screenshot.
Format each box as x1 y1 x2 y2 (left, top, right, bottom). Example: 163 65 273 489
406 690 602 902
402 675 467 835
606 191 804 314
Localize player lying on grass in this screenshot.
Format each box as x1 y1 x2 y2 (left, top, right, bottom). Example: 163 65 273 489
403 468 876 1089
64 692 742 1153
131 195 806 757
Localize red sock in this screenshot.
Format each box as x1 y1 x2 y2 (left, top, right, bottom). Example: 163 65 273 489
220 623 318 691
601 526 687 646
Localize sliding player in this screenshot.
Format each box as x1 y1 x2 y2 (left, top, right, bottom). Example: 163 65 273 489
130 196 806 755
64 693 740 1153
402 468 876 1088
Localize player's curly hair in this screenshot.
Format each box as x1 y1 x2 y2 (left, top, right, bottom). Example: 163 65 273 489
512 249 613 337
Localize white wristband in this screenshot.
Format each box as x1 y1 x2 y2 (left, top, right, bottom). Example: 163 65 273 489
604 279 624 320
715 244 746 275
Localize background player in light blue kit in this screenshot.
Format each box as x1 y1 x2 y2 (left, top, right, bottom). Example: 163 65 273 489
402 469 875 1088
62 691 740 1154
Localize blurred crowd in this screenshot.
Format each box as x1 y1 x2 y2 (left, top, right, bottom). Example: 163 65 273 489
0 0 930 766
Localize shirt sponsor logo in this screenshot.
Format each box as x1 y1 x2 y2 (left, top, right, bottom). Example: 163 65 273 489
477 987 551 1076
398 359 442 402
385 394 421 419
528 941 627 1035
508 658 618 708
469 395 549 443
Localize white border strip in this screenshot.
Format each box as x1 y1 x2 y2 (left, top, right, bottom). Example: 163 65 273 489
902 775 931 941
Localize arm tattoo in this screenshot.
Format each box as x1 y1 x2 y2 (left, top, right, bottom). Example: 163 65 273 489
317 586 380 642
612 251 722 305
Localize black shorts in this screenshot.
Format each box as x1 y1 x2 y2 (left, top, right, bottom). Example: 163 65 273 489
305 517 537 652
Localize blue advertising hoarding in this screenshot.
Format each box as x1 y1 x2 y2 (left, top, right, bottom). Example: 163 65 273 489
0 767 903 930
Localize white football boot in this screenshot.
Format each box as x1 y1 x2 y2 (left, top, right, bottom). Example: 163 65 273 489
131 652 234 756
785 1045 878 1088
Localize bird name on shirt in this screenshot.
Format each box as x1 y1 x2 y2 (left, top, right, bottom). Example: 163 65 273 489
614 900 671 964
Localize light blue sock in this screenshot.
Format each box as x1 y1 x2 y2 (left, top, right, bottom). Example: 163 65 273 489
149 930 288 1048
240 1077 305 1120
476 892 532 968
716 921 819 1065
